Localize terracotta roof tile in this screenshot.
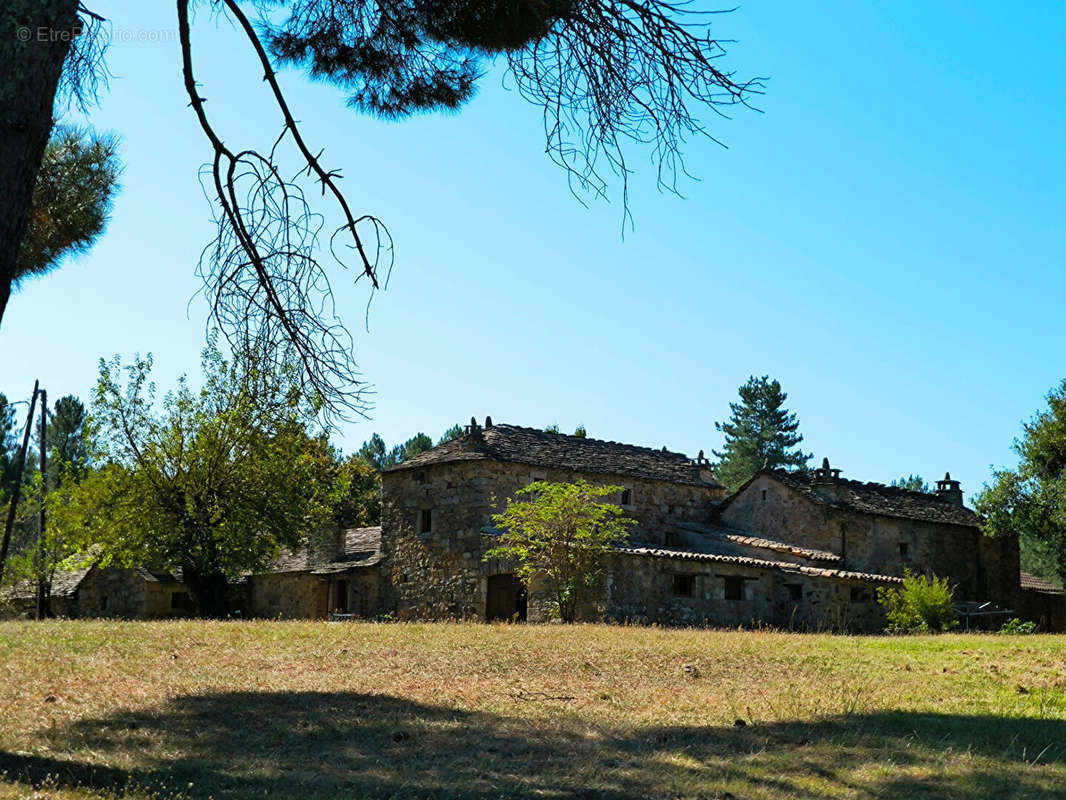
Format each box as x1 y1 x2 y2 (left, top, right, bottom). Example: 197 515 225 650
672 520 842 563
386 423 724 488
616 545 901 584
1020 571 1065 594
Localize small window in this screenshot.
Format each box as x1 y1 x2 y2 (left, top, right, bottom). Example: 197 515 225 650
414 471 427 484
898 542 909 559
171 591 191 610
419 508 433 534
100 595 109 611
850 586 872 603
620 488 632 506
673 574 695 597
724 576 744 601
761 489 767 502
786 583 803 601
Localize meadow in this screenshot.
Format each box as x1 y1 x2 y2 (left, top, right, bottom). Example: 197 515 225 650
0 620 1064 799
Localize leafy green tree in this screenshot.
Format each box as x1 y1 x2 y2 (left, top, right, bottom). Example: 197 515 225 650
876 571 958 632
485 480 634 623
58 345 348 616
713 376 811 491
891 474 931 494
975 380 1066 586
438 424 464 445
15 127 120 286
333 456 382 527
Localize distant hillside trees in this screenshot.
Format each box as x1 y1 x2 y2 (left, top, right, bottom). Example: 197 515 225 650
713 376 811 492
357 425 461 471
976 380 1066 588
891 475 931 494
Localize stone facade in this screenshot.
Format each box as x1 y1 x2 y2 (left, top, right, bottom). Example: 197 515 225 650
2 565 191 620
246 526 385 619
718 467 1021 609
375 421 1063 631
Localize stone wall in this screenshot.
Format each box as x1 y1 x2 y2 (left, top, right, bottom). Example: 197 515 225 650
719 474 1017 606
1015 588 1066 632
381 459 725 620
248 571 323 619
73 568 190 619
604 552 887 632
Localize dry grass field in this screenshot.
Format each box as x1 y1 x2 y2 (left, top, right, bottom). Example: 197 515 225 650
0 621 1064 799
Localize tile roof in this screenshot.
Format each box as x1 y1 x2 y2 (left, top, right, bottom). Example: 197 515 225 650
616 545 902 584
265 526 383 575
3 562 93 600
1020 571 1065 594
311 526 384 574
724 468 981 528
671 520 842 563
386 422 724 488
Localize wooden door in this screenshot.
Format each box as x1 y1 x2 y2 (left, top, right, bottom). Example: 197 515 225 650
487 574 522 621
315 581 329 619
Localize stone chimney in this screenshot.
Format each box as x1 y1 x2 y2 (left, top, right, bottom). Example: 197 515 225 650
691 450 716 483
461 416 483 449
809 457 843 501
935 472 964 506
810 457 842 481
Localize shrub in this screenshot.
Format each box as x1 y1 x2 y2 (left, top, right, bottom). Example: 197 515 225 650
877 571 958 633
1000 617 1037 635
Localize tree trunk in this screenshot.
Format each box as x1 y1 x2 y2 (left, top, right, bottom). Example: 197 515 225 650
184 567 230 618
0 0 80 326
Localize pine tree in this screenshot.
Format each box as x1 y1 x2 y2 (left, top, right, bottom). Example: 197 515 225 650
712 376 811 491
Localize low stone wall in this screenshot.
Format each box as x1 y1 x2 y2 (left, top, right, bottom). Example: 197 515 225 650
1015 588 1066 632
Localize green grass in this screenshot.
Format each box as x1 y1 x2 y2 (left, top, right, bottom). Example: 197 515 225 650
1 621 1065 798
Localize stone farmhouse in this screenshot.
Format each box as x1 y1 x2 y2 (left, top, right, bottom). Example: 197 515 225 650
3 563 192 619
7 417 1064 630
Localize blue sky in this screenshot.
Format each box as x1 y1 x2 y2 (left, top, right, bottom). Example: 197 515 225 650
2 1 1065 500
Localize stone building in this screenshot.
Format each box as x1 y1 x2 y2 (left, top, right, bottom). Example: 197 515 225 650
2 564 191 619
12 418 1064 630
246 526 384 619
375 418 1064 631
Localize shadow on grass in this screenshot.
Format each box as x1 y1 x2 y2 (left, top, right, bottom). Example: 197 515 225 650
2 691 1066 799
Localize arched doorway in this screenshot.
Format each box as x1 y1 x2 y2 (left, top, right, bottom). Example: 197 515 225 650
486 574 527 621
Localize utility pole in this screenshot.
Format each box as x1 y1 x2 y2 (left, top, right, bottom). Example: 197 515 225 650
35 389 47 620
0 381 38 586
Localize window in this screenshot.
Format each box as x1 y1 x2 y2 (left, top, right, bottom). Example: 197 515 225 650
898 542 909 559
100 595 109 612
850 586 872 603
724 576 744 601
761 489 767 502
171 591 191 611
620 488 632 506
786 583 803 602
673 574 695 598
414 471 427 484
419 508 433 534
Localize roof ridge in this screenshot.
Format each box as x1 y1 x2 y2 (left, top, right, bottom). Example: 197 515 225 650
492 422 692 461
